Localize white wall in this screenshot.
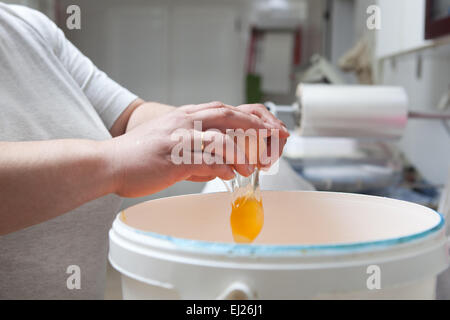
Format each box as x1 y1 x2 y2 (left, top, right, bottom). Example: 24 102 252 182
302 0 327 64
2 0 54 19
329 0 357 83
376 0 432 58
59 0 247 106
380 46 450 185
375 0 450 185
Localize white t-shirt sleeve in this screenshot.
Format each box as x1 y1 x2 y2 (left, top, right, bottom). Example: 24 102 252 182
10 5 138 129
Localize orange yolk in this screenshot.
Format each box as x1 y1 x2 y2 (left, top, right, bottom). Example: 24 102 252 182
120 211 127 223
230 195 264 243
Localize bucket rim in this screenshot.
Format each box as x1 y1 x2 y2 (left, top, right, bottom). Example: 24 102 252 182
115 191 446 257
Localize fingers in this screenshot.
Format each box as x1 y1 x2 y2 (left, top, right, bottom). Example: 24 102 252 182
191 129 255 177
237 104 290 138
280 137 287 157
182 101 288 138
235 104 289 169
190 106 274 133
259 136 287 169
186 163 235 181
186 175 217 182
177 101 288 174
182 101 227 113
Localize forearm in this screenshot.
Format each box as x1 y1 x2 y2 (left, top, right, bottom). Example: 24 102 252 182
125 100 176 132
0 139 116 235
110 98 176 137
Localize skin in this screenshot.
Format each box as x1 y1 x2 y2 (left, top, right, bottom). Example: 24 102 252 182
0 99 289 235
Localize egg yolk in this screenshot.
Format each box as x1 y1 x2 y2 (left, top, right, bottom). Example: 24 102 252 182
230 195 264 243
120 211 127 223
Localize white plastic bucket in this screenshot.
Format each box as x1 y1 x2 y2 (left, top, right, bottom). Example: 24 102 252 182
109 191 449 299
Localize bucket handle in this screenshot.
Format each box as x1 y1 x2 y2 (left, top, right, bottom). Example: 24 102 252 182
216 282 255 300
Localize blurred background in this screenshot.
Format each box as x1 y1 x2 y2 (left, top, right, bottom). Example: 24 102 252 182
4 0 450 298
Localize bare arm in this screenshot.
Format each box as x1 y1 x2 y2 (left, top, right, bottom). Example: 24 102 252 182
110 98 176 137
0 98 176 235
0 139 115 235
0 102 287 235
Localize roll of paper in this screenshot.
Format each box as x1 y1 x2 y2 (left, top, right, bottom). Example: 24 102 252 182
297 84 408 139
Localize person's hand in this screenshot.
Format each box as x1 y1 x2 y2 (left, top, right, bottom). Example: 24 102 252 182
235 103 289 169
106 101 287 198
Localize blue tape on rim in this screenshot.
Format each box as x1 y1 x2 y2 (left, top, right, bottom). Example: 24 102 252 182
120 210 445 257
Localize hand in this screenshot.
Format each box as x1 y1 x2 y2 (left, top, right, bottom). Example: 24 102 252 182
107 101 287 198
236 104 289 169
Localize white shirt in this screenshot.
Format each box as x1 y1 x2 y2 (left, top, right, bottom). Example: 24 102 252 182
0 3 137 299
